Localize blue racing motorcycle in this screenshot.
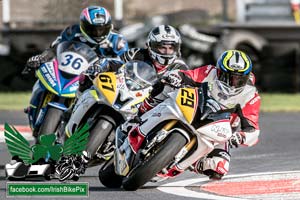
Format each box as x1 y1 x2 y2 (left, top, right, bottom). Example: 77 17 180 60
25 41 98 142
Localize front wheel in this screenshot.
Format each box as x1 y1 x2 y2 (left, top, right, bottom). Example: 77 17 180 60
98 158 123 188
122 131 187 191
86 116 116 160
37 107 64 139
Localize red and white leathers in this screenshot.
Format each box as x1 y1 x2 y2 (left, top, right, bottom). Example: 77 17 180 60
179 65 260 146
138 64 261 179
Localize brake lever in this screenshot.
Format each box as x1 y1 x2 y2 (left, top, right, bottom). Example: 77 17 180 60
21 66 32 75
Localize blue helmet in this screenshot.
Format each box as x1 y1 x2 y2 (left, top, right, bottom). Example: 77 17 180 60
80 6 112 44
216 50 252 95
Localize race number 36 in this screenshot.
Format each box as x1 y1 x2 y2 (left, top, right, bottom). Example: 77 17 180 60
181 89 195 108
61 54 84 70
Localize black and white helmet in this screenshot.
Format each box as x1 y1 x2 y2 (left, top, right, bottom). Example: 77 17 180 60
146 25 181 66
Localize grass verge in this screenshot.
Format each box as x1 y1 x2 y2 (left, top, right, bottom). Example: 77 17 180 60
0 92 299 112
0 92 31 110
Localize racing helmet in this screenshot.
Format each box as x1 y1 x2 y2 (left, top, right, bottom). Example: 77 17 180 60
80 6 112 44
216 50 252 95
146 25 181 69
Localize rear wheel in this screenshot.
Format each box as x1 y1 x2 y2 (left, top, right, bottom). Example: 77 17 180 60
122 132 187 191
37 107 64 139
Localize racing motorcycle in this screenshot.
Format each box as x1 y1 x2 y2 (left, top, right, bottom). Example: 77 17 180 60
62 61 158 168
99 83 235 190
24 41 97 141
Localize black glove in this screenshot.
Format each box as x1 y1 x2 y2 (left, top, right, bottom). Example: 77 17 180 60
85 59 109 76
228 132 245 148
164 70 182 88
26 54 47 69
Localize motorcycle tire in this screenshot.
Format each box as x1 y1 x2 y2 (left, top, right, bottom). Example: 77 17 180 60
122 131 187 191
37 107 64 139
87 115 116 159
98 158 123 188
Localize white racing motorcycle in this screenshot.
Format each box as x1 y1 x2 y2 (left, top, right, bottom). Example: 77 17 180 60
62 61 158 168
99 83 237 190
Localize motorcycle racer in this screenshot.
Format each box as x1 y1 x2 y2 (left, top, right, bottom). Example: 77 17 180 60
25 6 128 71
23 5 128 128
120 24 189 77
133 49 261 180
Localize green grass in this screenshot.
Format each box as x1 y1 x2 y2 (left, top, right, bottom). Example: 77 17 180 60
0 92 31 110
0 92 299 112
260 93 300 112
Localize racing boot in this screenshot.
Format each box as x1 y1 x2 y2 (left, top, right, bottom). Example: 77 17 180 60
194 149 231 180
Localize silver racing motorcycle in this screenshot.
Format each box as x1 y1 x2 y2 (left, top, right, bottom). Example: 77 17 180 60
60 61 158 172
99 83 236 190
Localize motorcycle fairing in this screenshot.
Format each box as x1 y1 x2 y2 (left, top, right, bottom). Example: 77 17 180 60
65 89 99 138
36 59 79 98
27 81 46 130
175 88 198 124
93 72 118 105
197 118 232 143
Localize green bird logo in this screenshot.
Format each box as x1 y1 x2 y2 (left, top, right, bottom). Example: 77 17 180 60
4 123 89 164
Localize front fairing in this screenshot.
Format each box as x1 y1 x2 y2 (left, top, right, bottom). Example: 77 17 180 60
66 71 152 137
36 60 79 98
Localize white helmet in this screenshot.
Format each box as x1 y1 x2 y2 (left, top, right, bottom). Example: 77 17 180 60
146 25 181 66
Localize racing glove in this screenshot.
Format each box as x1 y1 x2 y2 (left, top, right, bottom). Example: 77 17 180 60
24 49 55 74
164 70 182 88
85 58 109 76
26 54 45 69
228 131 245 148
201 98 222 120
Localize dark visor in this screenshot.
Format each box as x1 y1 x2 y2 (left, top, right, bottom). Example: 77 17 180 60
81 22 111 40
218 70 249 88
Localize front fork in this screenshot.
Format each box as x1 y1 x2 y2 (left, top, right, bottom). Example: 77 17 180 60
114 120 181 176
26 81 47 133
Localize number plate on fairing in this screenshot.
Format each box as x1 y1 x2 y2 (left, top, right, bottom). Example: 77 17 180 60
175 88 198 124
58 52 89 75
93 72 117 105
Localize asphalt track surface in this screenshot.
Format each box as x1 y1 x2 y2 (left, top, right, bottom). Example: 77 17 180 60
0 110 299 199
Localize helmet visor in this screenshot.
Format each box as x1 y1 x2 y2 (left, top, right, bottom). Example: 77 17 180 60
149 41 180 56
218 70 249 88
81 22 112 41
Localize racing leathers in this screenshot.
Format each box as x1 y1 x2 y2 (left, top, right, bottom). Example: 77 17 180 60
137 65 261 179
